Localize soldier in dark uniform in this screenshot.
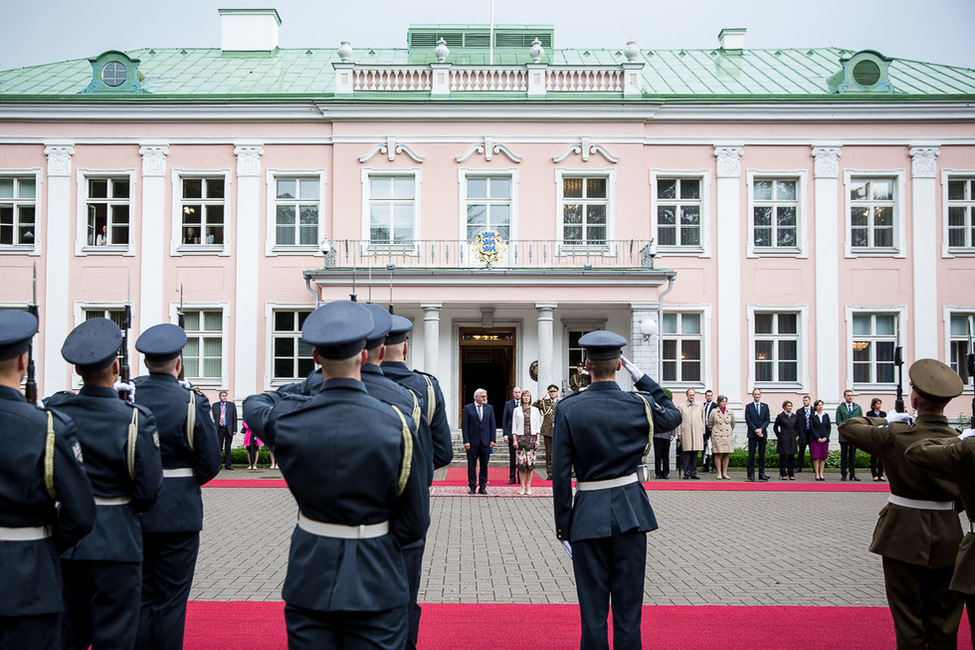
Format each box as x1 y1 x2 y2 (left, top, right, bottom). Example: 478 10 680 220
243 301 426 649
552 331 681 650
0 311 95 650
46 318 163 650
839 358 965 649
132 323 221 650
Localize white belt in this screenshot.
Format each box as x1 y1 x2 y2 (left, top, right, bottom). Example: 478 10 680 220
297 513 389 539
887 495 955 511
163 468 194 478
576 473 639 492
0 525 51 541
94 496 131 506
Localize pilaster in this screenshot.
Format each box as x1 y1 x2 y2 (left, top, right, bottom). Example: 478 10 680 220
234 144 263 398
812 146 842 400
910 145 941 359
139 144 168 330
714 146 743 404
43 144 74 393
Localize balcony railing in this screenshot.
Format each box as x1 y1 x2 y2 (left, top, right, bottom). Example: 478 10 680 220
319 239 657 271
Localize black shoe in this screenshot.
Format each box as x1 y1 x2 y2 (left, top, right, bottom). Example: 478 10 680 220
748 476 755 481
655 473 662 479
507 480 518 485
660 475 669 479
851 476 861 482
689 475 700 480
478 487 487 495
224 466 234 470
468 488 476 494
841 476 848 481
795 468 803 473
709 468 717 474
759 475 770 481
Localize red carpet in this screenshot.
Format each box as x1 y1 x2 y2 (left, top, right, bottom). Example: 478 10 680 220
185 601 971 649
207 479 288 488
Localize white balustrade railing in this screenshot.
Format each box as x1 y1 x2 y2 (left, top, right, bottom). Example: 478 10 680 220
547 67 623 92
353 67 432 92
449 67 528 92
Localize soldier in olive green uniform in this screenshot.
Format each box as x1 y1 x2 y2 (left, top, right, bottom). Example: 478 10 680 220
839 358 965 649
533 384 559 478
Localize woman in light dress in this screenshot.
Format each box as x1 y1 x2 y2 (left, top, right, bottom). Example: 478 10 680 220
512 390 542 494
707 395 735 479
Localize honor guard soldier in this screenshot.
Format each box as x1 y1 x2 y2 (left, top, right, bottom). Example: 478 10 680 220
243 301 426 649
132 323 221 650
0 311 95 649
839 358 966 648
46 318 164 650
552 331 680 650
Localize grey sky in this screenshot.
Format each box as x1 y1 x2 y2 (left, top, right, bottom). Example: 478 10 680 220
2 0 974 71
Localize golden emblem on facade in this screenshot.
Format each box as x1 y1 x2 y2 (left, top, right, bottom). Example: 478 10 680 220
471 230 507 266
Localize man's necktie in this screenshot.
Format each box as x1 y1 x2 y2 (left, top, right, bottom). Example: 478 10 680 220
220 403 226 426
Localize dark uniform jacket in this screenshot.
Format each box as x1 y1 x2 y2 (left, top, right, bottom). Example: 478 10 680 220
132 374 221 532
381 361 454 476
0 385 95 616
243 378 426 612
553 375 681 543
839 415 962 567
905 436 975 594
533 396 558 437
45 386 163 561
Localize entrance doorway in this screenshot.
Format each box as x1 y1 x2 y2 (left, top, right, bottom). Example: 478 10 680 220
458 327 515 427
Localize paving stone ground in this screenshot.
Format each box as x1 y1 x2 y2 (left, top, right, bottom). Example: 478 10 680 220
192 465 905 607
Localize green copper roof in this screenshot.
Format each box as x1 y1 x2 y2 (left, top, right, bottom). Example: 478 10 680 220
2 45 974 101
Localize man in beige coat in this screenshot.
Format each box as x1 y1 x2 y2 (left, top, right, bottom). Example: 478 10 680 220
677 389 705 479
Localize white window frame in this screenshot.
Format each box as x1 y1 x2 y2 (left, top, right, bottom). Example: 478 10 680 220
264 302 317 389
458 167 518 240
660 305 712 390
649 170 711 257
555 168 616 255
166 301 229 387
941 170 975 257
170 169 231 257
361 168 421 256
75 169 136 256
943 307 975 385
72 302 129 388
0 170 42 255
746 305 809 392
843 170 906 258
265 169 326 256
845 305 908 391
746 170 807 258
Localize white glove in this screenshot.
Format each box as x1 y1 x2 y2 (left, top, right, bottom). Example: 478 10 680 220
620 355 644 383
178 379 193 390
114 380 136 402
958 428 975 440
886 410 912 423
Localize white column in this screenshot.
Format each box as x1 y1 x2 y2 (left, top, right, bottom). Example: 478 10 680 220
629 304 657 388
139 145 168 329
714 146 743 406
43 144 74 394
910 146 941 360
234 144 263 398
536 303 557 394
420 303 442 376
813 146 842 400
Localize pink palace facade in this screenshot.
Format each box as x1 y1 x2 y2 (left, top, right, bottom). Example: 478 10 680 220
1 10 974 434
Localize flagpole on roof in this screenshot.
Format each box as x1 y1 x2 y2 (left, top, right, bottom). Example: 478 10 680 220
489 0 495 65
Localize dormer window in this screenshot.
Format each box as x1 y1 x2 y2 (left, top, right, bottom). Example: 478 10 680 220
101 61 127 87
82 51 147 94
831 50 894 94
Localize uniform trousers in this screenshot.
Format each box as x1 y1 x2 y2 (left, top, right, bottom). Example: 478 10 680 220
402 540 424 650
0 613 60 650
284 602 407 649
747 437 767 478
839 440 858 478
881 556 963 650
572 527 647 650
62 560 141 650
967 595 975 642
137 531 200 650
466 445 491 490
542 433 553 477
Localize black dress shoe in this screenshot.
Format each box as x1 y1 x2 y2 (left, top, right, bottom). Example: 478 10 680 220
468 488 476 494
660 475 669 479
224 466 234 470
507 480 518 485
851 476 861 482
478 487 487 495
841 476 848 481
689 475 700 480
748 476 755 481
759 475 769 481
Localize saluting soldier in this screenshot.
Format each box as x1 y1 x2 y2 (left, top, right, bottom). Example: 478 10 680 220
0 311 95 649
534 383 560 478
552 331 681 649
839 358 966 648
243 301 426 648
132 323 221 650
46 318 163 650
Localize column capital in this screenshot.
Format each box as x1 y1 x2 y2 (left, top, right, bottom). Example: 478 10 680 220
713 146 743 178
420 302 443 311
234 144 264 177
139 144 169 177
535 302 558 311
811 146 842 179
44 144 74 177
909 146 941 179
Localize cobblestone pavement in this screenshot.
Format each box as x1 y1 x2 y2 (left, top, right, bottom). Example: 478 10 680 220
192 465 900 607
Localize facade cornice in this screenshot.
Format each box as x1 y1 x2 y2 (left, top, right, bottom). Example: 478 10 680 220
304 268 677 290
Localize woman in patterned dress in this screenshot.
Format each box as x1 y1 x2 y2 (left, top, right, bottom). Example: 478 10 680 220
512 390 542 494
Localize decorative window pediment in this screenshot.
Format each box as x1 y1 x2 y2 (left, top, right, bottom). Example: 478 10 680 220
81 51 147 94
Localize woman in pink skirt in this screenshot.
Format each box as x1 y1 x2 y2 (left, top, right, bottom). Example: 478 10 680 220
808 400 831 481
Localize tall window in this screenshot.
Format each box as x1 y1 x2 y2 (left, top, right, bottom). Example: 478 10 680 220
850 178 895 249
275 178 319 246
662 312 702 383
753 312 798 383
272 310 314 381
369 176 415 247
182 309 223 381
562 176 607 246
852 313 897 385
82 307 126 363
0 177 36 248
180 178 225 247
656 178 701 249
87 177 130 247
950 313 975 384
465 176 511 241
753 178 798 250
947 177 975 251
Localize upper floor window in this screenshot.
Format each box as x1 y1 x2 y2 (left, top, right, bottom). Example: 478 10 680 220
949 313 974 384
87 177 130 249
850 177 896 250
0 177 36 250
852 312 897 385
272 309 315 381
662 312 702 384
180 178 225 248
465 176 511 241
369 175 415 248
182 309 223 382
947 177 975 252
753 312 799 384
752 178 799 251
275 177 320 247
82 307 126 363
656 178 701 249
561 176 608 247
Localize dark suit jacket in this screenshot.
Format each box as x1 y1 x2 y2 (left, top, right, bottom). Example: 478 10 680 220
461 402 496 447
501 399 518 441
702 400 716 434
797 405 814 443
744 401 770 439
211 399 238 434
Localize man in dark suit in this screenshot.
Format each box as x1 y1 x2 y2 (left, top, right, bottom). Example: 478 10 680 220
745 388 771 481
796 395 813 472
212 390 238 470
553 332 681 649
701 389 716 473
461 388 496 494
835 389 863 481
501 386 522 485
